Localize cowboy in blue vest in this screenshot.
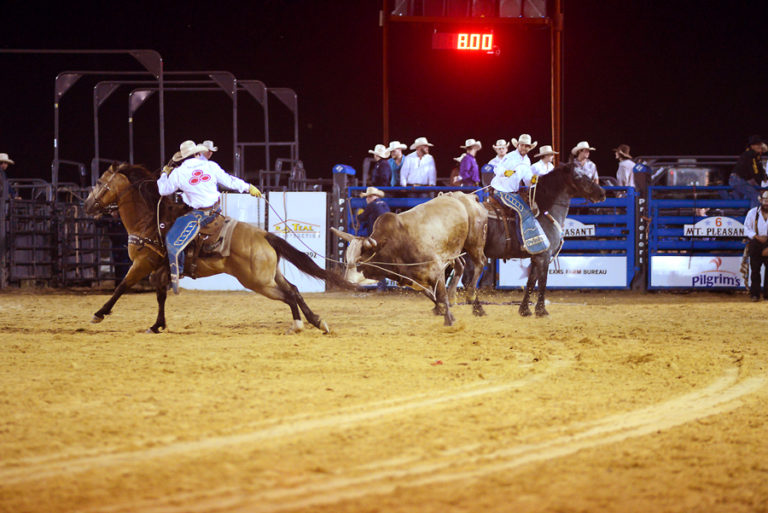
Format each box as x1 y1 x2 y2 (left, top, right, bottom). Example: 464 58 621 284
157 140 262 294
490 134 550 254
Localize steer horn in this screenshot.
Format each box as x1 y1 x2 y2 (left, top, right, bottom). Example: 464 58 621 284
363 237 377 250
330 227 355 242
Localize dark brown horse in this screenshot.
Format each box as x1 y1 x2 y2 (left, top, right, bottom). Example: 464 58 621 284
84 163 351 333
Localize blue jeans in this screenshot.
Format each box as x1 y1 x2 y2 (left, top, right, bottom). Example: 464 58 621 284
729 174 759 208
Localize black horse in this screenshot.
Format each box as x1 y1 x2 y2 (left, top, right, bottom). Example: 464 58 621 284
472 163 606 316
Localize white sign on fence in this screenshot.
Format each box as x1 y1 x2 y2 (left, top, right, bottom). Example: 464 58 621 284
498 256 628 288
682 216 744 237
180 194 265 291
267 191 328 293
563 218 595 237
650 255 745 288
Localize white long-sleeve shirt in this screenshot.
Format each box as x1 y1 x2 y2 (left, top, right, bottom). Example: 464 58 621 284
616 159 635 187
744 207 768 239
400 152 436 186
490 150 531 192
530 160 554 183
157 157 250 208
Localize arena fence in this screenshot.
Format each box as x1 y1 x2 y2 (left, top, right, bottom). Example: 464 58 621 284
647 186 750 290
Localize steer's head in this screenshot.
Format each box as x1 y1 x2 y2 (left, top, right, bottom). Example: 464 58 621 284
330 228 380 284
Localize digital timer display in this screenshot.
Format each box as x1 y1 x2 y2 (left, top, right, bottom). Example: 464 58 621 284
432 32 497 54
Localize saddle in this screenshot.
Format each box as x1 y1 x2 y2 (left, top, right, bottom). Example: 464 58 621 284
185 214 239 278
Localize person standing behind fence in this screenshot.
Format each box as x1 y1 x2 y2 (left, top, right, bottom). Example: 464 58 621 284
400 137 436 187
458 139 482 187
487 139 510 169
387 141 407 187
531 145 558 180
368 144 392 187
730 135 766 208
571 141 599 184
201 140 218 161
614 144 635 187
743 190 768 301
356 186 390 237
0 153 20 200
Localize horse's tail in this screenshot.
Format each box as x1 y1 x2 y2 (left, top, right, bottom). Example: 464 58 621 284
264 233 357 291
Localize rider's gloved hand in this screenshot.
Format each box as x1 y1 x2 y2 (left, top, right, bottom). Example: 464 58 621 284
249 184 262 198
162 165 174 175
503 169 515 178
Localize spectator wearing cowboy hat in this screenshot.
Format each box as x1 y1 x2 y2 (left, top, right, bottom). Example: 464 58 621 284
400 136 436 187
356 186 390 237
743 190 768 300
487 139 510 169
387 141 407 187
571 141 599 184
158 140 262 294
458 139 482 187
613 144 635 187
0 153 20 200
730 134 767 208
368 144 392 187
531 145 558 182
201 140 218 161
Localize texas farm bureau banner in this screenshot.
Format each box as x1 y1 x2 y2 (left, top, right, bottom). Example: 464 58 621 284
498 256 628 288
180 194 266 291
650 256 746 289
267 192 327 293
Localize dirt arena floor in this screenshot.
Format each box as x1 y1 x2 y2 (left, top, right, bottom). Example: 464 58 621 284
1 287 767 513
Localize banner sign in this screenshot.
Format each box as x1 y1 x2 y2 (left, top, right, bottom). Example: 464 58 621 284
650 255 745 288
562 218 595 238
682 216 744 237
181 194 265 291
267 192 327 293
498 256 628 288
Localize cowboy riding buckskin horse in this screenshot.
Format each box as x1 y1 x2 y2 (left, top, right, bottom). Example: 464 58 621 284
84 161 353 334
470 162 606 316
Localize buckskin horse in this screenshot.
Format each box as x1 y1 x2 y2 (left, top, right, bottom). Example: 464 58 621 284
84 163 351 333
476 163 606 316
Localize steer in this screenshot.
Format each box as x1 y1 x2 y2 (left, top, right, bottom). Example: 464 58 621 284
332 192 487 325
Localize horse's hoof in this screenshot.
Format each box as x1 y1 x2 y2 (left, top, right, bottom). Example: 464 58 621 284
319 320 330 334
285 319 304 334
519 308 532 317
443 316 455 326
472 305 487 317
535 309 549 317
146 326 163 334
91 315 103 324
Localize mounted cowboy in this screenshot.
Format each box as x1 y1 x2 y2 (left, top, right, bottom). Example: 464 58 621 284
489 133 550 254
157 140 262 294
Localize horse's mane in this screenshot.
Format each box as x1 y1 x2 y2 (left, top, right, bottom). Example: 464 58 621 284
533 162 573 212
115 162 161 207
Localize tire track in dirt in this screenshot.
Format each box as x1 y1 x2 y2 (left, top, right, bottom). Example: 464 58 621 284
90 368 764 513
0 360 570 486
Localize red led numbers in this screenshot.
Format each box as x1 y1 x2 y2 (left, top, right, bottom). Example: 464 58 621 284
457 33 493 51
189 169 211 185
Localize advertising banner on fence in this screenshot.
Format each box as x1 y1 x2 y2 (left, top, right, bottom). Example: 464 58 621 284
650 255 745 289
267 191 327 293
498 256 628 288
180 194 265 291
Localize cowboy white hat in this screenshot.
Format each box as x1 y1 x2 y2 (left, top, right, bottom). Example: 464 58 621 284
571 140 596 155
368 144 391 159
0 153 14 165
460 138 482 150
511 134 538 150
172 140 208 162
409 136 434 150
492 139 510 149
453 153 466 163
201 140 218 152
359 186 385 198
387 140 407 151
533 145 559 158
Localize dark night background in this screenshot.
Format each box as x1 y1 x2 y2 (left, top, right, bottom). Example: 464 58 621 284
1 0 767 186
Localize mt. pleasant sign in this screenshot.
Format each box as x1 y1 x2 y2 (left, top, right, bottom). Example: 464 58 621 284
683 216 744 237
562 218 595 238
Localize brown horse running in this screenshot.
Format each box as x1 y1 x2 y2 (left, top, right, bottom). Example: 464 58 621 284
84 163 351 333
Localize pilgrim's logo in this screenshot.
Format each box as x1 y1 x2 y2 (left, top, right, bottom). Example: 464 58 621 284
691 257 742 287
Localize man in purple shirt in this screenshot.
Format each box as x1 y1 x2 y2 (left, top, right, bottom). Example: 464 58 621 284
458 139 482 187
